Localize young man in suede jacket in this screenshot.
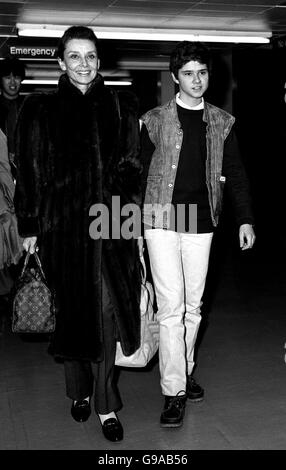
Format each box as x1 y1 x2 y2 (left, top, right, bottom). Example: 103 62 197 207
139 41 256 428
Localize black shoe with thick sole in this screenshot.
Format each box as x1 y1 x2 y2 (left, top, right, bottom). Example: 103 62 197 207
71 399 91 422
160 391 187 428
186 376 204 402
101 417 124 442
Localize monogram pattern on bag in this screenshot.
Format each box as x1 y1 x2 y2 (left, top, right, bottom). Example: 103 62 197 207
12 258 56 334
13 281 55 333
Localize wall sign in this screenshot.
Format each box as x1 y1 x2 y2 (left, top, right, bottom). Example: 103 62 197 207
9 46 57 58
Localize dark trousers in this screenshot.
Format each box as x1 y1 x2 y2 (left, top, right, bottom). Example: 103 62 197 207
64 276 122 414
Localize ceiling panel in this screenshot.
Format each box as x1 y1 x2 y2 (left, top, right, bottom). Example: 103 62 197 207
160 15 269 31
0 2 22 14
19 10 101 23
0 0 286 70
107 0 195 14
0 0 283 33
22 0 112 5
267 8 286 21
0 16 19 27
187 5 269 13
200 0 277 5
89 14 172 27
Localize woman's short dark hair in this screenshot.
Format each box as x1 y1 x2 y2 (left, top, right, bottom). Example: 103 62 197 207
0 57 26 80
57 25 100 60
169 41 211 79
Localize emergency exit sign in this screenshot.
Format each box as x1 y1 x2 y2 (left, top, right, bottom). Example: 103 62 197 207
9 45 57 58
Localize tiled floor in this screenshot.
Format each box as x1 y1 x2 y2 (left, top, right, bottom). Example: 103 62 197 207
1 232 286 450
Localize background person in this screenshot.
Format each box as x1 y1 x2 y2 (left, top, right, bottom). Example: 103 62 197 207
0 128 23 332
14 26 141 443
0 57 25 323
0 56 26 171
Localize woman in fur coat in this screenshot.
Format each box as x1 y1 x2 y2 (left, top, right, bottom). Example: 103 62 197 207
14 26 142 442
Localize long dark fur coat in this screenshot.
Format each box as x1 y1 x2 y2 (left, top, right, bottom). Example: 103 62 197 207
14 74 142 362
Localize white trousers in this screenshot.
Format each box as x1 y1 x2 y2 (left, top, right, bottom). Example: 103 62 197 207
145 229 213 396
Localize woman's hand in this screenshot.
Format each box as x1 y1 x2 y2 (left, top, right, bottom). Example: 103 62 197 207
23 236 38 254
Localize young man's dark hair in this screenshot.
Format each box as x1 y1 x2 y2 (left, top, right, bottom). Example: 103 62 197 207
169 41 211 79
0 57 26 81
57 25 100 60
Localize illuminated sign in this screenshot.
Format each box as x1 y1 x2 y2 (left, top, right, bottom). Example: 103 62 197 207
9 46 56 58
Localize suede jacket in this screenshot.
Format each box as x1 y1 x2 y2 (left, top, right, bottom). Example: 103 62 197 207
141 98 236 228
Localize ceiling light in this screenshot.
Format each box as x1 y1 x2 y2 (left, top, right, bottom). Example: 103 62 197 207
17 24 271 44
0 34 18 38
105 80 132 86
22 79 132 86
22 79 58 85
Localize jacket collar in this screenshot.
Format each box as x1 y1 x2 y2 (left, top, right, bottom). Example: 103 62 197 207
167 96 211 124
57 73 105 98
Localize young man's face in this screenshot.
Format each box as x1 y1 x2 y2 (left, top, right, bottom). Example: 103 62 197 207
171 60 209 107
1 73 22 100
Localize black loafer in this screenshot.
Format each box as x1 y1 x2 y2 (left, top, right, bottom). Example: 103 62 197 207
71 399 91 422
186 376 204 402
101 417 123 442
160 391 187 428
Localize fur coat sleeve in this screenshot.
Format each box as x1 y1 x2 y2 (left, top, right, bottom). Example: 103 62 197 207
14 94 47 237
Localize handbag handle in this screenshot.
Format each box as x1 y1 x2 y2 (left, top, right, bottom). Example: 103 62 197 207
20 251 47 282
140 254 147 285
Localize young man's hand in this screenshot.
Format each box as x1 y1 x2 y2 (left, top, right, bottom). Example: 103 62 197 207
239 224 256 250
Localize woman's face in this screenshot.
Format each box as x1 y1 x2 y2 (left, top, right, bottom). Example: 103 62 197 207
58 38 100 94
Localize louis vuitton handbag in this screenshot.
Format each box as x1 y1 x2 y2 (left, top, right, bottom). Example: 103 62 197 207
12 251 56 334
115 254 159 368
